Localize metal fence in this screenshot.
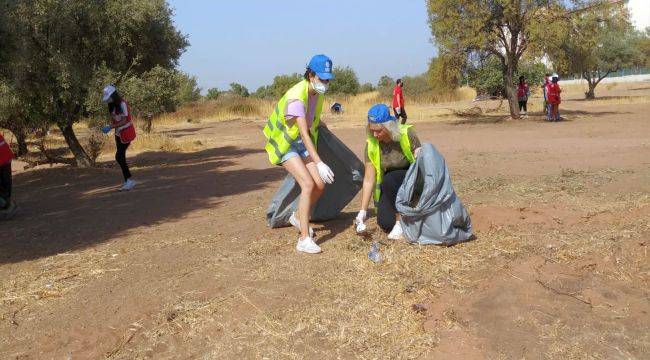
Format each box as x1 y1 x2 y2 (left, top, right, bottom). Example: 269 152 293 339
562 67 650 80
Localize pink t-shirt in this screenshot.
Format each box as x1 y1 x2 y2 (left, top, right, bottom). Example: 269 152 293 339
285 95 318 127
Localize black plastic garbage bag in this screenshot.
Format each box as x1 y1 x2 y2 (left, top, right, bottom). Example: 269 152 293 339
395 143 472 245
266 127 364 228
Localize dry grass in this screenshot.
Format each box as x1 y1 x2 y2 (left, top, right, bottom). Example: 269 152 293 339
111 167 649 358
155 96 274 126
149 88 477 129
3 160 648 358
323 87 477 126
72 123 203 156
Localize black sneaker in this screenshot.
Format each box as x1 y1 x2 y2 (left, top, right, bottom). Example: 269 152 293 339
1 201 18 220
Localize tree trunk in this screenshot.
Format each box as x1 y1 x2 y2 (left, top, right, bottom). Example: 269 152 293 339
584 70 610 100
14 129 28 157
585 83 596 99
503 65 519 119
584 73 596 99
58 122 92 168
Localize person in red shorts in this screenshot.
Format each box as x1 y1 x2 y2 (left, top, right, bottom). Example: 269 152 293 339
0 132 17 219
392 79 407 124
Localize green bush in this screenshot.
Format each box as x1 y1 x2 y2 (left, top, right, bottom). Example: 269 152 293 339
516 62 548 92
359 82 375 93
174 72 201 105
377 75 394 98
329 66 360 95
271 73 302 98
428 55 462 92
252 85 275 99
206 88 220 100
85 66 182 121
229 82 249 97
401 74 431 96
468 54 548 96
467 56 504 96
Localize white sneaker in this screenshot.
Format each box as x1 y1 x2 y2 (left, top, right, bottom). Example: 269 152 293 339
296 236 321 254
387 221 404 240
289 212 314 237
119 178 136 191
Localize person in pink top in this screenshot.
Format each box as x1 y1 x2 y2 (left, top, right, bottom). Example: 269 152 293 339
276 54 335 254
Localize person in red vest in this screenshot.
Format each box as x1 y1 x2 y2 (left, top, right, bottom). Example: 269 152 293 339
547 75 562 122
392 79 407 124
517 75 530 117
101 85 137 191
0 132 17 219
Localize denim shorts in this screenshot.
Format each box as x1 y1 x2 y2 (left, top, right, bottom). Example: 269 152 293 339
280 139 309 163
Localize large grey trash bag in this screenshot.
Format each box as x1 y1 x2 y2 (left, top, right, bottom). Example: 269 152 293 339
395 143 472 245
266 127 364 228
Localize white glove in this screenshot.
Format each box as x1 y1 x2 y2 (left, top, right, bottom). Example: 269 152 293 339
316 162 334 184
395 107 401 115
354 210 367 233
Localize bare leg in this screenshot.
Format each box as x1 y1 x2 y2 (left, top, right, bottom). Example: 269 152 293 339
282 157 315 239
303 156 325 207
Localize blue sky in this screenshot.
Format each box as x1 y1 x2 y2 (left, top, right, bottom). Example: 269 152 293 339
167 0 437 93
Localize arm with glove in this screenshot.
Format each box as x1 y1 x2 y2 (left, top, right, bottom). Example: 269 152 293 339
354 162 376 233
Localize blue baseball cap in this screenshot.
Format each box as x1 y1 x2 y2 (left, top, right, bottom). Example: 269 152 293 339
367 104 396 124
308 54 334 80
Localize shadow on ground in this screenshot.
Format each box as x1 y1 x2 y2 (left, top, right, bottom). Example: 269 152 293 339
1 146 283 264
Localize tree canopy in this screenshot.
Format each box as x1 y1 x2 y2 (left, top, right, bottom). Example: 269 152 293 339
3 0 188 166
428 0 554 118
546 1 643 98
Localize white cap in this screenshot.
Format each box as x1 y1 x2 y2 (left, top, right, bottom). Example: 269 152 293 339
552 73 559 79
102 85 116 102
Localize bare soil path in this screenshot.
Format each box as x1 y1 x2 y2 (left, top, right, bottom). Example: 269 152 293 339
1 85 649 359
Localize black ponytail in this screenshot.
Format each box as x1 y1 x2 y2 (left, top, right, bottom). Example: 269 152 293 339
303 67 315 81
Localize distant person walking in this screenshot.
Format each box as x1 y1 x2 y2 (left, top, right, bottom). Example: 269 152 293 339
262 54 335 254
101 85 137 191
392 79 407 124
547 75 562 122
0 132 17 219
517 76 530 117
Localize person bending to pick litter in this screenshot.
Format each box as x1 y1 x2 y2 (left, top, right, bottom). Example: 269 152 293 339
0 132 17 219
354 104 421 240
262 54 335 254
101 85 137 191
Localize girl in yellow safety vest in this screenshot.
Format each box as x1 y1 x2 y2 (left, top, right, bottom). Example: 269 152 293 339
262 55 335 254
354 104 422 240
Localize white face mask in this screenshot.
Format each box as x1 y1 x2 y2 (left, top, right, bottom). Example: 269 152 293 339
312 79 328 94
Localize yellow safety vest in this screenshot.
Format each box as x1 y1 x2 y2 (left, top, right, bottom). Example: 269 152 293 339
367 124 415 202
263 80 324 165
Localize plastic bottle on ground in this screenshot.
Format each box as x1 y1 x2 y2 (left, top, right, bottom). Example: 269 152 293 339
368 241 382 263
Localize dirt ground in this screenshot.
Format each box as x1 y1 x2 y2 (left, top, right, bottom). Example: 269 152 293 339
1 83 649 359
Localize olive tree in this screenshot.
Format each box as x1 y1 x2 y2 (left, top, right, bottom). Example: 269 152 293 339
8 0 187 167
427 0 555 118
546 1 642 99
